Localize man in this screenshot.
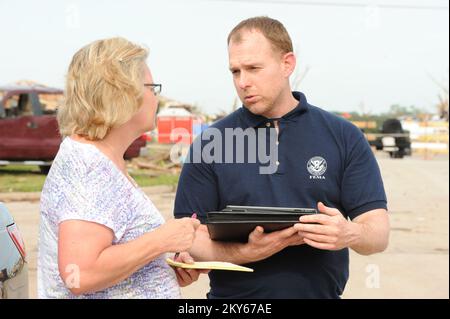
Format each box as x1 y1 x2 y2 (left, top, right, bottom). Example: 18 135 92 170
174 16 390 298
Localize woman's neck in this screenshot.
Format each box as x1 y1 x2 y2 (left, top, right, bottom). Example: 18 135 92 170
72 127 138 172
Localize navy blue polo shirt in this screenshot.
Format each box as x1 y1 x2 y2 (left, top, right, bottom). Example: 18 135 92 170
174 91 387 299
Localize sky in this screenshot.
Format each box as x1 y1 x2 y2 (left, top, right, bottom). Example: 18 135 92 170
0 0 448 115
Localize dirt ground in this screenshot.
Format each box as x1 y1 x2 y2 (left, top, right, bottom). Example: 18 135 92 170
2 153 449 299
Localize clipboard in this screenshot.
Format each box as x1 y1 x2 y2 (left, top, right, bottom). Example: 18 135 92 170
166 258 254 272
206 205 317 242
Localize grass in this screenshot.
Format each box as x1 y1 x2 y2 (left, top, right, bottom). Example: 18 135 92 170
131 171 179 188
0 166 47 193
0 165 179 193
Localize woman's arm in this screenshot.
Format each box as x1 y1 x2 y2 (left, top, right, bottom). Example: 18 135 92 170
58 217 199 296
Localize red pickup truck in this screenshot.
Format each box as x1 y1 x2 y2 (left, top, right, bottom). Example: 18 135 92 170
0 84 146 173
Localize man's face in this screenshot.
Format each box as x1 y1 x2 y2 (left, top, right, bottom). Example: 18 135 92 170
228 30 288 117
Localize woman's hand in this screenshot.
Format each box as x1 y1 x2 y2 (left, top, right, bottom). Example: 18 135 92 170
157 217 201 253
173 252 209 287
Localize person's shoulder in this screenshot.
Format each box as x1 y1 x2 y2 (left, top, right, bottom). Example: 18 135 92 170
307 104 350 125
187 110 243 161
209 109 242 131
51 137 111 179
307 103 363 137
41 138 99 204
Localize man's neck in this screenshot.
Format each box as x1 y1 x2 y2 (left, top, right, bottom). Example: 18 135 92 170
262 89 299 119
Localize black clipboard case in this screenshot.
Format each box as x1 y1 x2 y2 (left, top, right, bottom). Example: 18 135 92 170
206 205 317 242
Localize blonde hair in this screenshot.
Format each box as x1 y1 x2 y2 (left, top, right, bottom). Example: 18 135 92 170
227 16 293 56
58 37 149 140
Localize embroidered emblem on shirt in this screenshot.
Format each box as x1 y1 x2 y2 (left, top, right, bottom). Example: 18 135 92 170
307 156 327 180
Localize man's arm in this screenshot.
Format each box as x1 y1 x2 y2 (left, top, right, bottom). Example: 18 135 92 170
189 224 305 264
349 208 390 255
294 202 390 255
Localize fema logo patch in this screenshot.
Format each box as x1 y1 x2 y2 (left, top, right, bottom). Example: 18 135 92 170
307 156 327 179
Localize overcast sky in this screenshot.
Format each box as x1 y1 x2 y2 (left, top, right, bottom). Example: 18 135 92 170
0 0 448 115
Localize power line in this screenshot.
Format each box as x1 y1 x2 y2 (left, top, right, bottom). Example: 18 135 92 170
208 0 449 11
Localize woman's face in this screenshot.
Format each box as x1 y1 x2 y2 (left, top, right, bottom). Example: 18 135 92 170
133 64 159 132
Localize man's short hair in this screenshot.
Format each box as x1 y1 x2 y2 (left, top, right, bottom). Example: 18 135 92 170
58 37 148 140
227 16 293 55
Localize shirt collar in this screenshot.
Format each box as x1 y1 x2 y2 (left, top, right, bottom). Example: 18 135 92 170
239 91 309 128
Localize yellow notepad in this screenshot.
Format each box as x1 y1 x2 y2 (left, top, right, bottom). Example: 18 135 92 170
166 258 254 272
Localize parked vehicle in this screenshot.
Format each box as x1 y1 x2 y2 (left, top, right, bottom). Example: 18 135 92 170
0 202 28 299
370 118 412 158
0 84 146 173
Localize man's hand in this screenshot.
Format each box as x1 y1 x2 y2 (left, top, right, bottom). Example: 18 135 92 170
240 225 305 263
173 252 209 287
188 224 305 265
293 202 360 251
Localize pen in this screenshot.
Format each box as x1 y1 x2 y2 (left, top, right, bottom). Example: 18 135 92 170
174 212 197 260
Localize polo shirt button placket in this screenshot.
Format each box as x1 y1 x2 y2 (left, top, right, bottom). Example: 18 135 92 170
275 121 282 174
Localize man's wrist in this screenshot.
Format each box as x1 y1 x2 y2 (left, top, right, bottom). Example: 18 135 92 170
228 242 252 265
348 221 363 249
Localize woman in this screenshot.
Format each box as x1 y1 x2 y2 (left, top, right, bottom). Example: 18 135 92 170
38 37 204 298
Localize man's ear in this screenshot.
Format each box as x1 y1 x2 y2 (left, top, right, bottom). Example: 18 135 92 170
282 52 296 78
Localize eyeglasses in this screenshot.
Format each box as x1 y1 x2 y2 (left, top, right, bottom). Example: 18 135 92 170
144 83 162 96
